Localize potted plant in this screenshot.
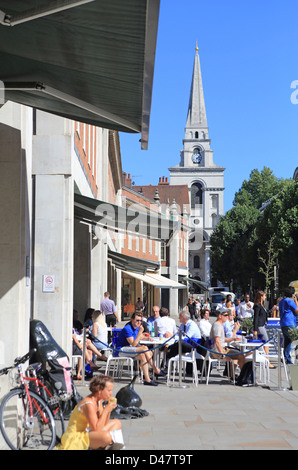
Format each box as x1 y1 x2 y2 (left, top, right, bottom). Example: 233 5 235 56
286 327 298 390
287 327 298 346
241 318 253 335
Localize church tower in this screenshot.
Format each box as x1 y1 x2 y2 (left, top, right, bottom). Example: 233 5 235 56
169 44 225 288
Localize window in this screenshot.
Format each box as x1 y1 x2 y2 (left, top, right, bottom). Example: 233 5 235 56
161 242 166 261
191 182 203 208
194 255 200 269
211 194 218 209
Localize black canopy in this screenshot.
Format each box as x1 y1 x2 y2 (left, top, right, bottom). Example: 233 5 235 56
0 0 160 149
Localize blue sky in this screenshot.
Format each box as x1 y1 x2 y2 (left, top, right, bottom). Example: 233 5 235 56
119 0 298 213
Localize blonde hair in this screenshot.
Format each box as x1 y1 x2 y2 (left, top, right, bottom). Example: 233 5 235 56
93 310 106 327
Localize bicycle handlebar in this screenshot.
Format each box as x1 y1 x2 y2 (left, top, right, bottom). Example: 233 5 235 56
0 348 37 376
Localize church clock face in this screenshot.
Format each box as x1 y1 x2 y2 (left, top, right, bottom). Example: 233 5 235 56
192 147 202 164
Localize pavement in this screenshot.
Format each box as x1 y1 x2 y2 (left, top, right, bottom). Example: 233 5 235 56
2 318 298 454
74 352 298 452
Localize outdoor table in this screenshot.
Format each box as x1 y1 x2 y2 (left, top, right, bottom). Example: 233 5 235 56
140 337 168 370
236 341 264 352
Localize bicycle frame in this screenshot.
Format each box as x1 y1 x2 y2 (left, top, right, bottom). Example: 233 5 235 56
14 364 51 426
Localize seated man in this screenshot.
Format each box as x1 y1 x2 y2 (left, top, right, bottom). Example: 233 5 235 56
154 307 177 338
210 308 246 379
116 312 165 386
146 305 160 332
223 308 240 341
166 310 202 363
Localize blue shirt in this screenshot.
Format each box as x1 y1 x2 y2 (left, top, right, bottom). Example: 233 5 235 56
147 315 156 331
279 297 298 327
179 319 201 343
117 323 139 349
223 320 233 338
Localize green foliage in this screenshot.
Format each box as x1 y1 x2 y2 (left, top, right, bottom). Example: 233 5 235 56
241 318 253 333
210 166 297 294
233 167 284 209
287 327 298 342
209 204 259 287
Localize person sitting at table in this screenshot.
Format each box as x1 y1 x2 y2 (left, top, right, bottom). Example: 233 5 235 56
73 327 108 370
116 312 166 386
165 310 202 365
92 310 109 352
146 305 160 332
209 308 247 380
223 308 240 341
154 307 177 338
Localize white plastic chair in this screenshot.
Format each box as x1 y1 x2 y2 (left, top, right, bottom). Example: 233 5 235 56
71 355 81 372
201 350 235 385
167 348 202 387
105 354 134 380
244 350 270 385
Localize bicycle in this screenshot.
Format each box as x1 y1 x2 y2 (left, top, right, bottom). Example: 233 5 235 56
25 361 66 442
0 350 57 450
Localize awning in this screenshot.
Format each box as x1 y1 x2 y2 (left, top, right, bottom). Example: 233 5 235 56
108 250 159 275
183 277 209 292
74 193 176 241
0 0 160 149
126 271 186 289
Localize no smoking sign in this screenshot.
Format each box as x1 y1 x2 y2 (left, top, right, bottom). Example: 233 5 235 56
42 275 56 293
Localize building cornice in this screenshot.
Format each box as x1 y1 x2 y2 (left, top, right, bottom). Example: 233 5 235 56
169 166 225 173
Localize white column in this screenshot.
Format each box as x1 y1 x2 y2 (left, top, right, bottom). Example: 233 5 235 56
32 111 74 357
0 111 32 370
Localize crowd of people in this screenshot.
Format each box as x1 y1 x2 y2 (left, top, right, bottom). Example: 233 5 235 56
72 287 298 382
63 286 298 451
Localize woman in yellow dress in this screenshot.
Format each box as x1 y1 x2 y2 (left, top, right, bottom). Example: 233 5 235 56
58 375 124 450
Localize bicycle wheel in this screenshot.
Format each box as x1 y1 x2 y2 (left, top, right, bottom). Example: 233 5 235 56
0 388 56 450
41 380 65 441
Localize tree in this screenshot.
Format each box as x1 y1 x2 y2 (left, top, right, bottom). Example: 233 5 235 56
210 166 294 295
233 167 283 209
257 235 279 296
210 204 259 288
257 179 298 290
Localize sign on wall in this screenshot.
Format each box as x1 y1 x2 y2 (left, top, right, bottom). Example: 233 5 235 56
42 275 55 293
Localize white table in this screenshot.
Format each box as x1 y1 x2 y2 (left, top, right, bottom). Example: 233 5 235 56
233 341 264 353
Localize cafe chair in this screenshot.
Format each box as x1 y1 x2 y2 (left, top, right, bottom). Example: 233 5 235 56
244 350 270 385
201 350 235 385
104 333 135 380
167 348 201 387
71 354 81 374
105 354 134 380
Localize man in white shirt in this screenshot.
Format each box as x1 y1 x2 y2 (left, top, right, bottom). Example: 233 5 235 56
239 294 254 319
154 307 177 338
199 309 212 339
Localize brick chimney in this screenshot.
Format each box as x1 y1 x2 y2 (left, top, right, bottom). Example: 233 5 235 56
122 172 132 188
158 176 169 185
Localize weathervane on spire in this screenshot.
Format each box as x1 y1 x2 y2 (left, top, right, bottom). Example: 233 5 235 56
195 40 199 52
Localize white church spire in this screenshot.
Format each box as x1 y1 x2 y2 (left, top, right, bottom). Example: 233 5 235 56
186 42 208 133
